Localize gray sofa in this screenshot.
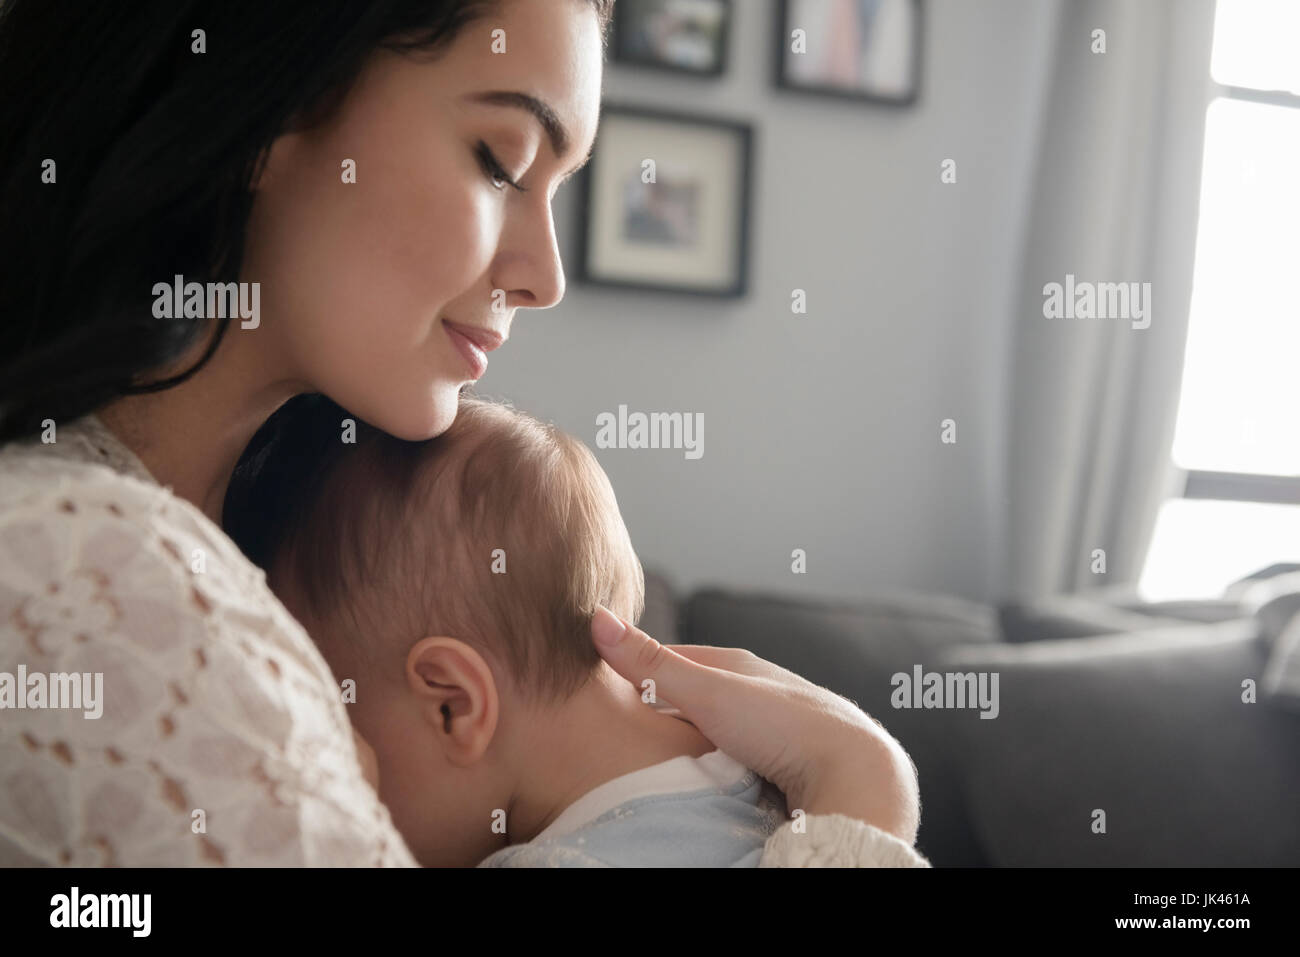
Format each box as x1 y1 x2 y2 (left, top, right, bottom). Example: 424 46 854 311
640 571 1300 866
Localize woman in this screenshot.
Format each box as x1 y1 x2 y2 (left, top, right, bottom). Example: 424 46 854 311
0 0 926 867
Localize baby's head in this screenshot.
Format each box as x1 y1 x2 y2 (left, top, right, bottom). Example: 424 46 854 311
261 394 645 865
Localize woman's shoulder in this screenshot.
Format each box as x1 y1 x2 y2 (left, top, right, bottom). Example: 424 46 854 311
0 425 189 562
0 431 414 866
0 429 336 692
1 435 257 612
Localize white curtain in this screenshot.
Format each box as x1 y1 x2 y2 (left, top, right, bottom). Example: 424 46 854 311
1001 0 1218 600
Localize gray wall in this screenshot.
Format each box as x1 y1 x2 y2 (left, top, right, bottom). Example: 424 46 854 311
487 0 1060 605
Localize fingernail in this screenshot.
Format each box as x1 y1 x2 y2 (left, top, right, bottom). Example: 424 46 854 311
592 605 627 647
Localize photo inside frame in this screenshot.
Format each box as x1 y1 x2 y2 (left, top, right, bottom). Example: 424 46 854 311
784 0 917 98
617 0 729 71
586 113 746 292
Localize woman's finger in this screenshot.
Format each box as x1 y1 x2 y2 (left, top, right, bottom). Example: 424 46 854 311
591 606 734 725
659 644 782 680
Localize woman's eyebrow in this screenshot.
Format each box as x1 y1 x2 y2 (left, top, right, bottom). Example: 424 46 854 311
463 89 594 176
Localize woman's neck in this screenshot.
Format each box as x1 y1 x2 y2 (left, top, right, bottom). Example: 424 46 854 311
97 326 305 525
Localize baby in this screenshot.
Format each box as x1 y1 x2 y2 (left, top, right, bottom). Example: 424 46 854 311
252 394 786 866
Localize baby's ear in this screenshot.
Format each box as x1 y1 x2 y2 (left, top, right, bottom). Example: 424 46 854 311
405 637 499 766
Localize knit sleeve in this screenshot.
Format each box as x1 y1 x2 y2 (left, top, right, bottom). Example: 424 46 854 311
759 814 932 867
0 460 415 867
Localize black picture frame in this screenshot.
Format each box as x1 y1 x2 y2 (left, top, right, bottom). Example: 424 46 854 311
611 0 732 77
574 104 754 299
773 0 923 106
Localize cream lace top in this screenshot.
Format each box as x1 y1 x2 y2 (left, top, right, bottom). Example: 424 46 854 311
0 416 929 868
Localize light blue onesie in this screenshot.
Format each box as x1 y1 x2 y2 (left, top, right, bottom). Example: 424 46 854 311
477 749 788 867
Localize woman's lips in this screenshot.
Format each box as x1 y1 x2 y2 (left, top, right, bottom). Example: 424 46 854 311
442 319 501 380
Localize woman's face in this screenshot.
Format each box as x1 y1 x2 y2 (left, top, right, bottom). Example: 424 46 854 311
244 0 603 439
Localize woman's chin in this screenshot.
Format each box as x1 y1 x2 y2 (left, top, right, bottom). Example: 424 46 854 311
370 380 464 441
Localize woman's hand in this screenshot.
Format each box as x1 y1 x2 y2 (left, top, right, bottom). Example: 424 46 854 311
591 606 921 844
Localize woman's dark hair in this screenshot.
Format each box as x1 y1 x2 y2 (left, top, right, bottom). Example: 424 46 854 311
0 0 612 444
224 392 372 569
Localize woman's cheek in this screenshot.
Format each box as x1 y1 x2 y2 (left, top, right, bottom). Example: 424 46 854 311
419 181 503 312
357 166 498 340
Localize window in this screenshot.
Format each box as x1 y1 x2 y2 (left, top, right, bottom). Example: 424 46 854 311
1139 0 1300 600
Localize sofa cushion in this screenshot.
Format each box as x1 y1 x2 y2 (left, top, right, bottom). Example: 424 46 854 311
637 567 680 646
936 620 1300 865
683 587 1001 667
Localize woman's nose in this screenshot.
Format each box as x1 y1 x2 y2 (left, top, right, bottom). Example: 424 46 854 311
498 204 567 310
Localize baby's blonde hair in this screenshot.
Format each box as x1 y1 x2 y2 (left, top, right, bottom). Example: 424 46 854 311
269 394 645 704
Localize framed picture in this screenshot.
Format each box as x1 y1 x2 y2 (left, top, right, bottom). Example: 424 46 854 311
775 0 922 105
611 0 732 76
575 105 753 298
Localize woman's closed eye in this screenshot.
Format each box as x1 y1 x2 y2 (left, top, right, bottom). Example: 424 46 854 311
475 140 527 193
